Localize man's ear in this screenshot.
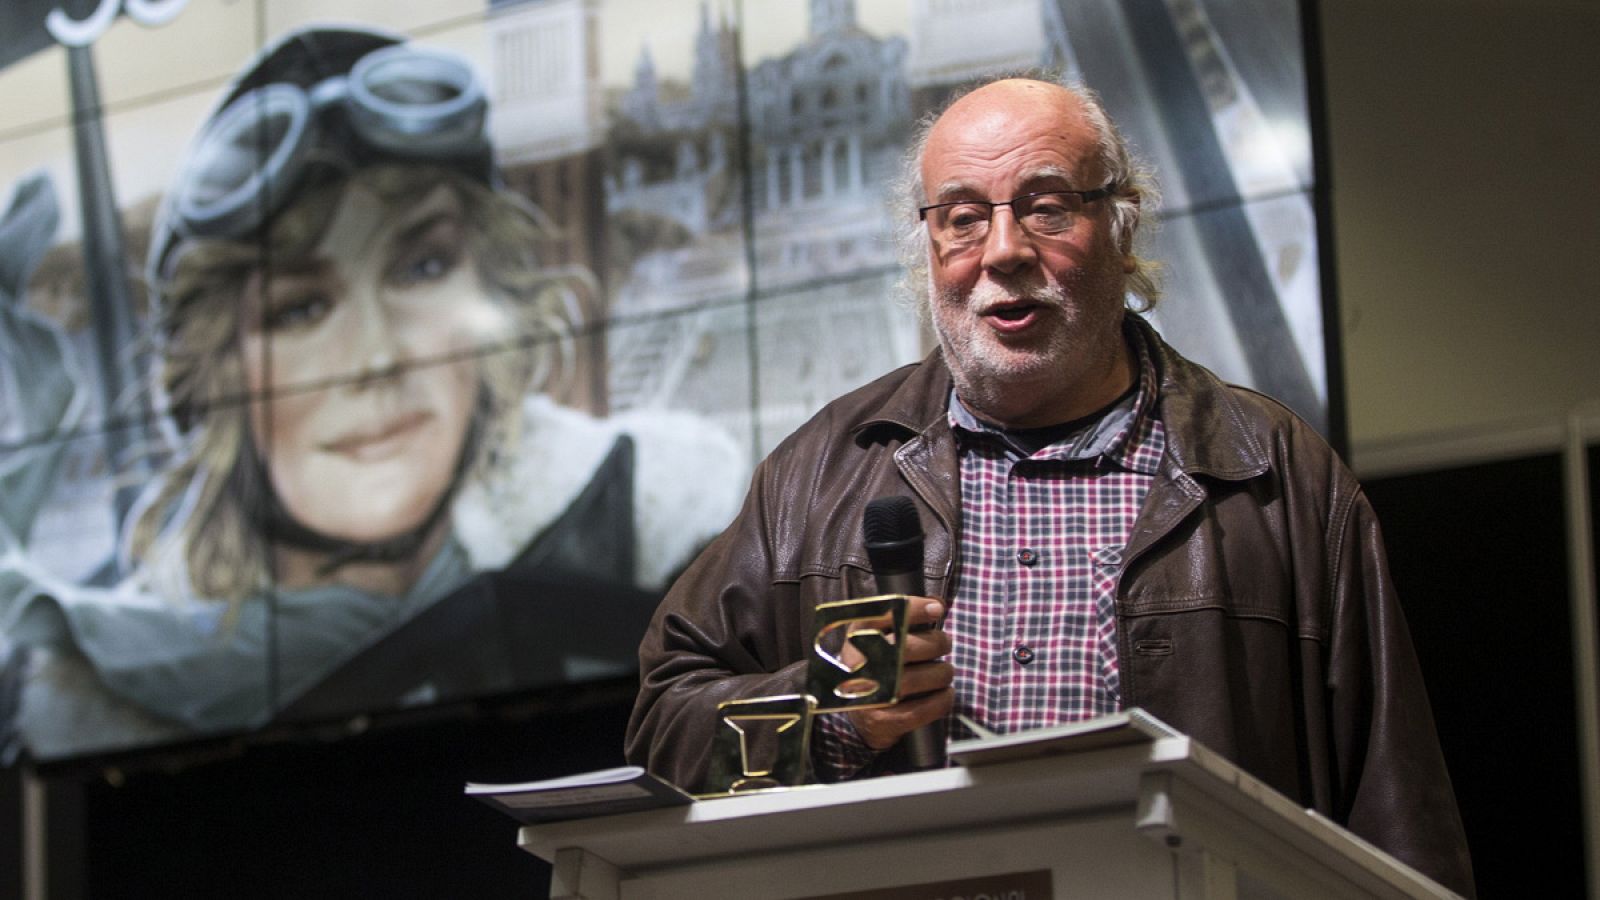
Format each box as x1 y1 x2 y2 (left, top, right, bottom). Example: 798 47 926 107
1119 195 1140 271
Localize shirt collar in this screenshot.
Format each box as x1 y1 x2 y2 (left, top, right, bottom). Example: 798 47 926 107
947 318 1163 473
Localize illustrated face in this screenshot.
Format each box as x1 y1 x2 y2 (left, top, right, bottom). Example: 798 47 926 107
921 81 1135 426
239 180 500 544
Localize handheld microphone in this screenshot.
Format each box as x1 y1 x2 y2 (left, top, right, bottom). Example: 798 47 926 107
862 495 945 770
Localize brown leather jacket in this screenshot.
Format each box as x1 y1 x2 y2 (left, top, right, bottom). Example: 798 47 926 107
627 318 1475 897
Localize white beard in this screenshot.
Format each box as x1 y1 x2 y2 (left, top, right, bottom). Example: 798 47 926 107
929 271 1128 426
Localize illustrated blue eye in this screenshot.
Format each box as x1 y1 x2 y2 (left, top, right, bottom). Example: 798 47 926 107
405 253 450 282
263 292 333 332
388 215 465 286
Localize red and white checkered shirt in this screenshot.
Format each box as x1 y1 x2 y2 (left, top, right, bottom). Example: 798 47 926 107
943 342 1165 738
814 334 1164 778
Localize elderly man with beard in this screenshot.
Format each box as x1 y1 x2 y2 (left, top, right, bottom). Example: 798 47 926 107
626 77 1475 897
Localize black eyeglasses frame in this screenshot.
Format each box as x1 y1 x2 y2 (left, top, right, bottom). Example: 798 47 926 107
917 183 1117 225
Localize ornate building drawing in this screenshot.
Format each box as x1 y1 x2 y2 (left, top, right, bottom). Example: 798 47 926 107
601 0 922 448
746 2 908 218
488 0 604 165
487 0 612 413
605 2 740 242
908 0 1049 88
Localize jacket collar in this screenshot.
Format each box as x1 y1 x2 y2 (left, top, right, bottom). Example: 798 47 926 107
849 315 1272 483
850 347 954 440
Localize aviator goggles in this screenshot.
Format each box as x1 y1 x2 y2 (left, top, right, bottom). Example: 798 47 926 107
154 43 489 277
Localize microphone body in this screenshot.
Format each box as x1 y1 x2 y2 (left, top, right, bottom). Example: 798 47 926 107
863 496 946 770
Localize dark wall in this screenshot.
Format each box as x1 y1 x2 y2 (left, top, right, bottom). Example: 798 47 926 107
57 682 639 899
1 765 20 899
1365 453 1590 897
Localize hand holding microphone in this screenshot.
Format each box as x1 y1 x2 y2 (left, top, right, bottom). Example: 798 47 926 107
859 495 952 769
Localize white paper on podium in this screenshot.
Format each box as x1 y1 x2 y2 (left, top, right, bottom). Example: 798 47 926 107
948 708 1181 768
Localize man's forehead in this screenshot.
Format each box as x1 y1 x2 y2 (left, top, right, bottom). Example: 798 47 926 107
922 127 1100 200
923 81 1098 181
927 166 1080 201
932 80 1088 135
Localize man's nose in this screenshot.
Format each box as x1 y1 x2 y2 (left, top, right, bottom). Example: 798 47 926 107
980 205 1038 275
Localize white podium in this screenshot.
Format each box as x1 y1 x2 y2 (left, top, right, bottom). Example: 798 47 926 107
517 713 1459 899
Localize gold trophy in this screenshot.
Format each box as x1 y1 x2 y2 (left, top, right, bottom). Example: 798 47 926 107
699 594 912 797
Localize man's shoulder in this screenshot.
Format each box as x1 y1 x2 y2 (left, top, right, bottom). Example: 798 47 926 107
1157 342 1346 477
1215 379 1326 439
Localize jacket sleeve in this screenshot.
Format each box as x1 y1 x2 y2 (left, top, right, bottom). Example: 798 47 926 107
1328 489 1477 898
624 457 814 792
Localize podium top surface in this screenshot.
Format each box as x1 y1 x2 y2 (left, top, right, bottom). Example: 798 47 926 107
517 713 1457 899
520 723 1196 867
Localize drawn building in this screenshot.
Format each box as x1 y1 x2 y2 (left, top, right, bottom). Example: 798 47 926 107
907 0 1051 89
600 0 924 449
745 0 909 220
487 0 612 412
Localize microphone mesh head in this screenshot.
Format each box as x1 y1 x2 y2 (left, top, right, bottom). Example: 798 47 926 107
863 495 921 544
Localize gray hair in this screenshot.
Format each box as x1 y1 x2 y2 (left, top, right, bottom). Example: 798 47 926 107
892 74 1162 314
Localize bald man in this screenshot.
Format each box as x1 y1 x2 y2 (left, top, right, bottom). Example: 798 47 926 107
627 78 1474 897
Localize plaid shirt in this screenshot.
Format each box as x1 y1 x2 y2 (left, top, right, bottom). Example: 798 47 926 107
815 333 1165 777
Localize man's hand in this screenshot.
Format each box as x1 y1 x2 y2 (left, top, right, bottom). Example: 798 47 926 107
843 598 953 751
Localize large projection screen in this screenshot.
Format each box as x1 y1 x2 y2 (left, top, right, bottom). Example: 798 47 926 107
0 0 1329 764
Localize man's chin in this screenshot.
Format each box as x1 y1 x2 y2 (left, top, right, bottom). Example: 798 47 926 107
971 337 1062 375
953 354 1061 401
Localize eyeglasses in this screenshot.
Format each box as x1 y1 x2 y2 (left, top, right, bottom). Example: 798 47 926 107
153 43 489 277
918 184 1115 248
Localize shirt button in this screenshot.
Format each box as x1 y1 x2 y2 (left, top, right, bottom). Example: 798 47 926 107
1016 548 1039 566
1012 645 1036 665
